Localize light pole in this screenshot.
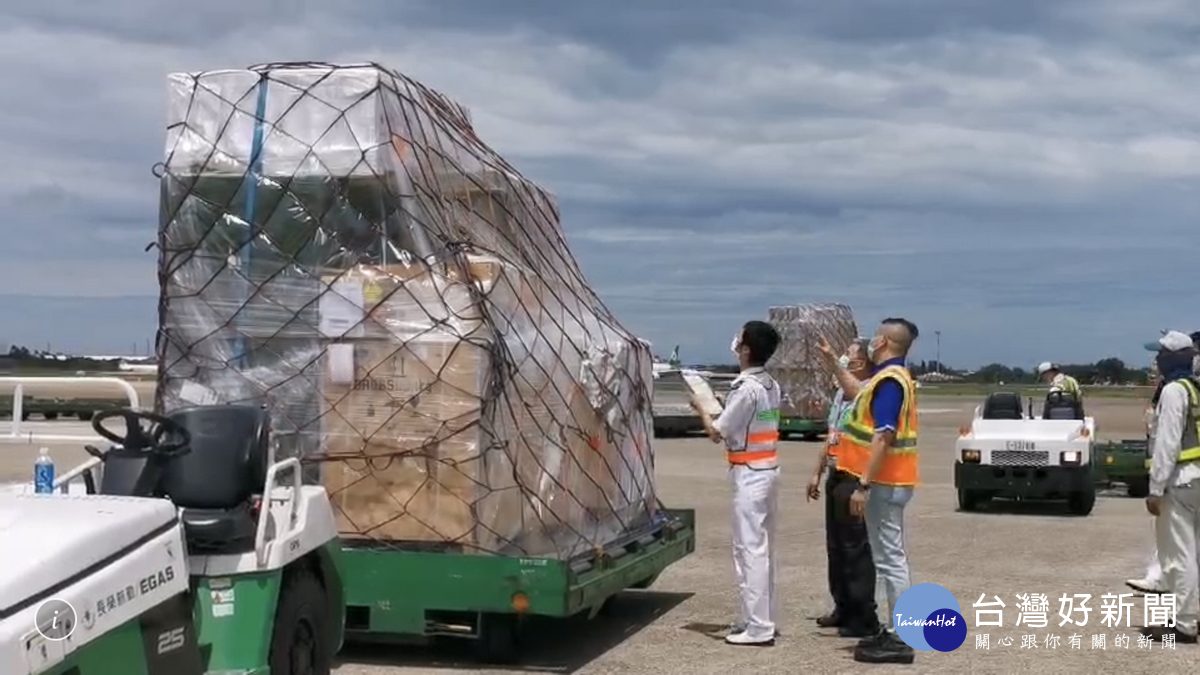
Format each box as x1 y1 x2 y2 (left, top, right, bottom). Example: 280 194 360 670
935 331 941 374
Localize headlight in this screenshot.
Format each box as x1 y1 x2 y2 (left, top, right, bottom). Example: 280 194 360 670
1061 451 1081 465
962 449 981 463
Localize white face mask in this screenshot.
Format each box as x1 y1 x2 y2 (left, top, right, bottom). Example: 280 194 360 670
838 355 851 369
866 339 879 361
730 334 741 356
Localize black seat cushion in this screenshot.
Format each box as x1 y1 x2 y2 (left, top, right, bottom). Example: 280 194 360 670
982 392 1023 420
180 504 258 553
158 405 270 554
159 405 271 510
1043 392 1084 420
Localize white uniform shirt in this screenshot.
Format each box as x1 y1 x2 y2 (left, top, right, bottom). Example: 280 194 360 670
714 367 781 469
1149 380 1200 496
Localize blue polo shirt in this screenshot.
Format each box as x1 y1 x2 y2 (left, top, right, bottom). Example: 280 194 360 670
870 357 908 433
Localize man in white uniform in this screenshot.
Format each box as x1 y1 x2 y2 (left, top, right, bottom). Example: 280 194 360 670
1128 331 1200 594
692 320 783 646
1143 330 1200 644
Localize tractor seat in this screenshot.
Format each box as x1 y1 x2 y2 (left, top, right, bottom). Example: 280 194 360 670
981 392 1023 420
159 405 270 554
1043 391 1084 421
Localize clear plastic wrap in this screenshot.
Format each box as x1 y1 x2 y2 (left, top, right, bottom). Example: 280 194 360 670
765 304 858 421
154 62 656 558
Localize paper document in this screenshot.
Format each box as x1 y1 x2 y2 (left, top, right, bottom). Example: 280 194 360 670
675 370 723 416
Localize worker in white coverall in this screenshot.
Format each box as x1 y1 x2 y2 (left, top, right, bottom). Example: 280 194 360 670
692 320 783 646
1128 331 1200 596
1128 360 1167 594
1142 330 1200 644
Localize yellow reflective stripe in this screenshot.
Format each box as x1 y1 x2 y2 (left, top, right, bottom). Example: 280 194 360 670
1180 447 1200 462
1179 380 1200 463
844 367 919 447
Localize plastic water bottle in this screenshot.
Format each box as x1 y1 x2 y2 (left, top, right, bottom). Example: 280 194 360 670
34 447 55 494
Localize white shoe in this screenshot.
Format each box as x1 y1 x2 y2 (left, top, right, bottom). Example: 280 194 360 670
1126 577 1165 594
725 630 775 646
726 622 781 638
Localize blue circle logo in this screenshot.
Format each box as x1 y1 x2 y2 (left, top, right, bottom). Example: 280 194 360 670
892 583 967 652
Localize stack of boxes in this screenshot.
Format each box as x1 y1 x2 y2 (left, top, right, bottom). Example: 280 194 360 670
156 63 655 558
766 304 858 422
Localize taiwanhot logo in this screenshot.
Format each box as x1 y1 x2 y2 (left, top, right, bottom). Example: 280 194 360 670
893 583 968 652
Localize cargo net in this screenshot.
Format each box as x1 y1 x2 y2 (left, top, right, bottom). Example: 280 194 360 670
153 62 658 559
766 304 858 420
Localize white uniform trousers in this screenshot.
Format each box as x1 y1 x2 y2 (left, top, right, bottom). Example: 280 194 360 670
1156 482 1200 636
729 464 779 640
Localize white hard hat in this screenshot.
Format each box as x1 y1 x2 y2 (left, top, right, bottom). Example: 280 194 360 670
1035 362 1057 376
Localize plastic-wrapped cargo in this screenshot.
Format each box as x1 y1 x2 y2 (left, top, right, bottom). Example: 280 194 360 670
154 62 656 558
765 304 858 422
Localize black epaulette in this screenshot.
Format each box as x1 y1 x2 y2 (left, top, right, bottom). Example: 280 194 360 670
729 380 744 391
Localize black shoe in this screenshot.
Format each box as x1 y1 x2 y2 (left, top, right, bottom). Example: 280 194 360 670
855 628 887 648
839 624 882 638
854 632 915 664
815 614 841 628
1142 626 1198 643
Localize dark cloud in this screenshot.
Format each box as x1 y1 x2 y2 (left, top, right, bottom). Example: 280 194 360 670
0 2 1197 366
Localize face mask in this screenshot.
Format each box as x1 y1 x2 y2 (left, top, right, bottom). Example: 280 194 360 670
730 334 741 356
837 355 851 369
867 339 880 361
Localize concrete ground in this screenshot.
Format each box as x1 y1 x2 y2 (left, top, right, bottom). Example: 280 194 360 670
0 395 1186 673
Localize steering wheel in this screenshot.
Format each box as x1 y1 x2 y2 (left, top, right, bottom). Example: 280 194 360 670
87 409 192 459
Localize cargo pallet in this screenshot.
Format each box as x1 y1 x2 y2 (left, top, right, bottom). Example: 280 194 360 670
340 508 696 663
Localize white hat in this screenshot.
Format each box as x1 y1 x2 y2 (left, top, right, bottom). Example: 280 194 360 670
1144 330 1194 353
1035 362 1058 376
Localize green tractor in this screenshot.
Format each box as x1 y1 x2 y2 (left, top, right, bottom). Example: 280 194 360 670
1 402 696 674
0 406 345 675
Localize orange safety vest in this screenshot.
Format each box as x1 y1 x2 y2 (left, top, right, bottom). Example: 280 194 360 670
832 365 920 486
725 370 782 468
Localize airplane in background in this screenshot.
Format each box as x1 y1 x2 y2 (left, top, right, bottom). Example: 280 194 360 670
651 345 736 382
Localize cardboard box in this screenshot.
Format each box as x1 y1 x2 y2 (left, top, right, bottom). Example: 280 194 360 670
316 259 643 556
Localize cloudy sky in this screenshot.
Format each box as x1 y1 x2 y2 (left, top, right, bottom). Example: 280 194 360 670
2 0 1198 368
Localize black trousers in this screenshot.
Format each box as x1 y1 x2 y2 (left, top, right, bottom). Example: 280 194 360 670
825 468 879 630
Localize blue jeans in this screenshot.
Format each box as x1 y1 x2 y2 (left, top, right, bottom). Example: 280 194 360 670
864 485 913 630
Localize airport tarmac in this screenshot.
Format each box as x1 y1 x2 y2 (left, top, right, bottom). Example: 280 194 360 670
0 395 1180 673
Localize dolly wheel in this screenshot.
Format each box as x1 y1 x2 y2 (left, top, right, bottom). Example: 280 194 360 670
477 613 521 664
269 568 332 675
958 489 987 512
1127 477 1150 498
1068 489 1097 516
